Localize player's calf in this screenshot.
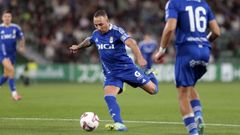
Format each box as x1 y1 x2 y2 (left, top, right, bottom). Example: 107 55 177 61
104 95 123 123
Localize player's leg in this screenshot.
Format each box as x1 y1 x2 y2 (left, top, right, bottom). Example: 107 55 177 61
0 72 8 85
0 59 9 85
104 86 123 124
140 80 158 95
138 67 158 94
141 69 159 95
190 88 203 119
175 45 209 135
104 85 127 131
2 58 21 100
190 46 209 135
177 86 199 135
190 88 205 135
175 55 198 134
190 59 209 135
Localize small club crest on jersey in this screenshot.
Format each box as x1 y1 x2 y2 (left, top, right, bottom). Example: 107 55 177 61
109 36 113 43
95 38 98 43
13 29 16 34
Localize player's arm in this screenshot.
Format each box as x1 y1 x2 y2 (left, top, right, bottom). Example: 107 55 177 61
160 18 176 49
18 38 25 54
155 18 177 63
69 37 93 54
16 26 25 54
207 20 221 42
125 38 147 67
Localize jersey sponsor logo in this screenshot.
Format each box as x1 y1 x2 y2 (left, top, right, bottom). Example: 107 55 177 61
1 34 16 39
96 43 115 50
0 29 17 39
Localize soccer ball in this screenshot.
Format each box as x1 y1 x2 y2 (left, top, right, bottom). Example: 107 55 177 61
80 112 99 132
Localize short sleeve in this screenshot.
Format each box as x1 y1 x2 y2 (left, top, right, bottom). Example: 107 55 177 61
206 4 215 21
114 27 131 43
88 36 95 44
16 25 24 39
165 0 178 21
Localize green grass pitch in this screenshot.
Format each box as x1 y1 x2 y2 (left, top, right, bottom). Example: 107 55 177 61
0 82 240 135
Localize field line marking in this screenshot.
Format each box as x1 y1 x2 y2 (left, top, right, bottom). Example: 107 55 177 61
1 117 240 127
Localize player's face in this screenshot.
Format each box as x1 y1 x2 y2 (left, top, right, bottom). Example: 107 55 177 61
93 16 109 34
2 13 12 25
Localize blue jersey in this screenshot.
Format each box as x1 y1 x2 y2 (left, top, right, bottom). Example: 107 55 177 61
165 0 215 47
0 23 24 56
139 40 157 69
90 24 135 75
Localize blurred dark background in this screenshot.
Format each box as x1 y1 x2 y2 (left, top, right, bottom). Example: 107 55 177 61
0 0 239 64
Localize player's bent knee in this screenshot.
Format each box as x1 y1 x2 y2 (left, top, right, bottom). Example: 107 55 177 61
149 85 158 95
143 82 159 95
5 66 14 73
6 69 14 77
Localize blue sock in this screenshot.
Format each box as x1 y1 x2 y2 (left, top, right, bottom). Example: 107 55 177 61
8 78 16 92
148 73 159 94
183 113 198 135
0 76 8 85
104 95 123 123
190 99 203 119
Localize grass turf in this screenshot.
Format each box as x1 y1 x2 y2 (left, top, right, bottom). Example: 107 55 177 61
0 82 240 135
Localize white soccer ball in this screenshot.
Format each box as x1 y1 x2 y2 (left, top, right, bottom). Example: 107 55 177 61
80 112 99 132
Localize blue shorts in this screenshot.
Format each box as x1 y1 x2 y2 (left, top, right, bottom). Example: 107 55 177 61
0 54 16 64
104 66 150 93
175 44 210 87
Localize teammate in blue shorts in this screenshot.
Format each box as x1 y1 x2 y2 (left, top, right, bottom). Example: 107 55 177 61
70 10 159 131
155 0 220 135
0 10 25 101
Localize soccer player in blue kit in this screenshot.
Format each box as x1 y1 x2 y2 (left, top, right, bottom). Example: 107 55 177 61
70 10 159 131
139 33 157 70
155 0 220 135
0 10 25 101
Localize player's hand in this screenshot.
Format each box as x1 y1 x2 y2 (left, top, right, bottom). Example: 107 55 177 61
154 51 165 63
69 45 80 54
137 57 147 68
